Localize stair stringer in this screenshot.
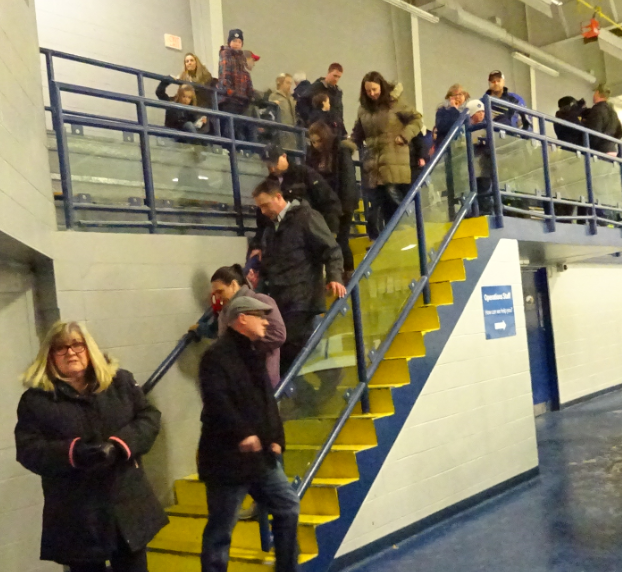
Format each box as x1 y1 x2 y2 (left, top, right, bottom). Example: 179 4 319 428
303 234 501 572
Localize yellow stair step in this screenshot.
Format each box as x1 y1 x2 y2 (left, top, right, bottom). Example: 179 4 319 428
164 504 342 524
399 305 440 333
441 236 478 261
369 358 411 387
430 259 466 283
414 281 453 307
349 236 373 256
147 546 317 569
285 417 377 448
454 216 489 239
385 331 426 360
287 443 375 452
283 449 360 480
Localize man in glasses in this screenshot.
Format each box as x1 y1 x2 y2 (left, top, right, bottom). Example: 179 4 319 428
198 296 300 572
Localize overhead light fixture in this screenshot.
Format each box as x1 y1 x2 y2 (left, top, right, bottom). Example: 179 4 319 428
512 52 560 77
380 0 439 24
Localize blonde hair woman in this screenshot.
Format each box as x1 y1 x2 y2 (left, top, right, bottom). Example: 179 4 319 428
269 73 297 149
15 321 168 572
178 52 213 108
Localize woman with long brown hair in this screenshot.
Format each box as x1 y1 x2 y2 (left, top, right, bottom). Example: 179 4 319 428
307 121 358 278
178 52 214 109
350 71 423 239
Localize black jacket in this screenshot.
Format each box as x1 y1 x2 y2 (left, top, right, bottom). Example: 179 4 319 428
14 370 167 565
156 79 202 130
583 101 622 154
251 163 342 249
297 78 344 126
197 328 285 484
261 200 344 315
306 140 359 214
555 101 586 147
308 109 347 139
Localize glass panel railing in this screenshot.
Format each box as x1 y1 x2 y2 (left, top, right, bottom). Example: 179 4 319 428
495 133 545 199
357 197 421 364
421 137 467 256
548 146 588 219
591 156 622 210
280 302 358 481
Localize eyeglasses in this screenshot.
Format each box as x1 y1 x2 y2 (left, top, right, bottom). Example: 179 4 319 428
52 342 87 356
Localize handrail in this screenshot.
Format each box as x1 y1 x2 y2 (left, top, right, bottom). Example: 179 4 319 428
275 110 471 400
142 309 215 395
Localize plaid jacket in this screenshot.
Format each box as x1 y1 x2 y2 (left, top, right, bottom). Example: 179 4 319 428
218 46 254 105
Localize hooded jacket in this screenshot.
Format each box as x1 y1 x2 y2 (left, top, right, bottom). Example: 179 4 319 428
351 84 423 187
217 285 286 387
297 77 344 126
269 89 297 149
14 370 167 565
218 45 254 105
156 79 203 130
261 200 344 315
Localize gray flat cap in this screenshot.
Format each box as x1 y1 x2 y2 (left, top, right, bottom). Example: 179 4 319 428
227 296 272 324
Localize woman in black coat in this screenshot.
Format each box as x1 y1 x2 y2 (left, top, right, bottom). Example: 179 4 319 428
307 120 359 278
14 320 168 572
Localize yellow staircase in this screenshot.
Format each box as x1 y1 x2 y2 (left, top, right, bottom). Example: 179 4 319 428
147 216 490 572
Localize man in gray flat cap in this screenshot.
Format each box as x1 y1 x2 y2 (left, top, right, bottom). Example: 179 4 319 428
197 296 299 572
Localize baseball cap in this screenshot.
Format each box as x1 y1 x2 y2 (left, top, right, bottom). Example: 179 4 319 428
260 143 284 164
466 99 485 118
227 296 272 325
488 70 504 81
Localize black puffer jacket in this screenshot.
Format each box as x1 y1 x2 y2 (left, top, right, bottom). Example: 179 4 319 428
14 370 168 565
261 200 344 315
198 328 285 484
297 77 344 126
583 101 622 154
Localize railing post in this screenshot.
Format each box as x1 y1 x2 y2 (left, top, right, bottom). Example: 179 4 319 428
45 52 76 230
137 99 158 233
465 126 480 218
444 143 456 220
136 71 145 97
483 96 503 228
350 285 369 413
211 90 221 136
228 116 245 236
582 131 597 235
414 193 430 305
539 117 555 233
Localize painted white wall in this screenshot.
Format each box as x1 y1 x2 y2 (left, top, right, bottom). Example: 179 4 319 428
548 263 622 405
0 0 55 257
0 264 57 572
52 231 249 502
36 0 195 122
336 238 538 556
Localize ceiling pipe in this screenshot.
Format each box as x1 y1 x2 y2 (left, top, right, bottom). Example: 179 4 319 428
434 2 597 84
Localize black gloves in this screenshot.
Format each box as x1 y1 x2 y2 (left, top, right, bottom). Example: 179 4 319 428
72 440 119 469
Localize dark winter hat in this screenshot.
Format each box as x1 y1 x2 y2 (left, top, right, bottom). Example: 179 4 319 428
558 96 578 109
228 29 244 45
227 296 271 324
261 143 284 165
488 70 504 81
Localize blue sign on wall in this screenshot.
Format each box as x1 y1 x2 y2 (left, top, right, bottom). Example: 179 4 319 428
481 285 516 340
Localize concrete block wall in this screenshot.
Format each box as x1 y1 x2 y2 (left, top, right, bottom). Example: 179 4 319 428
0 0 55 256
52 231 248 503
548 264 622 405
336 238 538 556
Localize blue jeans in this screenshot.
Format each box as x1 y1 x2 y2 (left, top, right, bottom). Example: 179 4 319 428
201 464 300 572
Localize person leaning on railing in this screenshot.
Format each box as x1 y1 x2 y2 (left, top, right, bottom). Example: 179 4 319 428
14 321 168 572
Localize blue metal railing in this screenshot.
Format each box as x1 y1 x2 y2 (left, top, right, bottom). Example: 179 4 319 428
42 48 303 235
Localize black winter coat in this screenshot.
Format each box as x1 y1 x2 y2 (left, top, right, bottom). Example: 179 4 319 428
298 78 344 126
156 79 202 130
14 370 168 565
261 200 344 315
555 102 586 147
306 140 359 214
583 101 622 154
251 163 342 250
198 328 285 484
